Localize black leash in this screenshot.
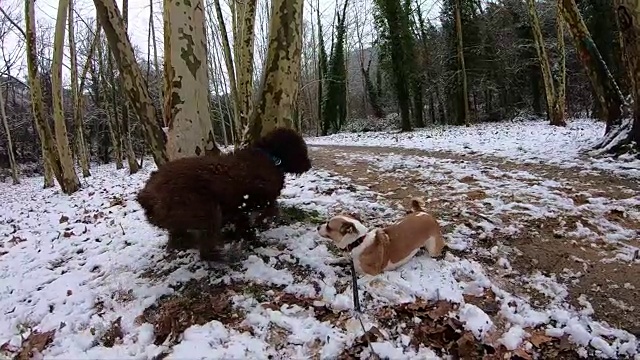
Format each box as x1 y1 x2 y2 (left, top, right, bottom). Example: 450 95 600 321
349 258 378 357
350 259 362 313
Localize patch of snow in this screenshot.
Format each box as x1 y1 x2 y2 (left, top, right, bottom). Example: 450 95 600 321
307 118 640 178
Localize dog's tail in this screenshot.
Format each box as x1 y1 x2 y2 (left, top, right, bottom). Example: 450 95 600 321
409 197 426 213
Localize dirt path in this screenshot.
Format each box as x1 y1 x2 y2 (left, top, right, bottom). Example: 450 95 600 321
309 145 640 336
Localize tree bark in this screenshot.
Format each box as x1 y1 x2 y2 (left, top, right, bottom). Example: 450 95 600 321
68 0 91 177
554 2 567 126
454 0 470 126
119 0 140 173
0 86 19 184
527 0 566 126
211 0 241 142
163 0 219 159
607 1 640 150
247 0 304 141
52 0 81 194
234 0 258 140
559 0 625 132
93 0 168 166
105 51 124 169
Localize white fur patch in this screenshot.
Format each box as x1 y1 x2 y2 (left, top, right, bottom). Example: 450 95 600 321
425 235 438 256
350 230 376 274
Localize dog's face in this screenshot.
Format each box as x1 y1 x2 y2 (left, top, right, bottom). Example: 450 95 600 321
317 215 367 249
254 128 312 174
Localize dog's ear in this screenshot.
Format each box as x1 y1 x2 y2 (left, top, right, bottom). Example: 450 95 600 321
340 221 357 234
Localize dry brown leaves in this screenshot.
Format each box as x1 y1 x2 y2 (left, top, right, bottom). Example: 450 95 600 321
136 279 243 345
338 296 587 360
262 292 348 325
0 329 56 360
100 317 124 347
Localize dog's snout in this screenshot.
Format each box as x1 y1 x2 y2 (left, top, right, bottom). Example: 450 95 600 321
316 224 321 230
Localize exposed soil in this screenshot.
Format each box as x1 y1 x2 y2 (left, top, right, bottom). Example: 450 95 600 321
309 145 640 336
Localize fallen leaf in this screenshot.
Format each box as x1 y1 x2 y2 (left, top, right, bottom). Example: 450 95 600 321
101 317 124 347
427 300 454 320
16 330 55 360
59 215 69 223
512 347 533 359
529 330 553 347
63 231 74 238
558 334 573 351
456 331 477 359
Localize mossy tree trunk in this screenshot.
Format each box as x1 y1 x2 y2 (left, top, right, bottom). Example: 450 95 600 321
105 51 124 169
247 0 304 142
527 0 566 126
211 0 241 142
554 1 567 126
52 0 81 194
25 0 56 188
597 0 640 152
119 0 140 173
68 0 91 177
373 0 413 131
234 0 258 142
93 0 168 166
0 86 19 184
454 0 470 126
163 0 219 159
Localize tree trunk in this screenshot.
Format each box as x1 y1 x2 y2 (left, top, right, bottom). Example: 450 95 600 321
454 0 470 126
52 0 81 194
412 81 425 127
93 0 168 166
119 0 140 173
106 52 124 169
26 3 60 189
149 0 163 121
212 0 241 142
553 2 567 127
68 0 91 177
234 0 258 140
0 87 19 184
559 0 625 132
247 0 304 141
163 0 219 160
527 0 563 126
597 0 640 152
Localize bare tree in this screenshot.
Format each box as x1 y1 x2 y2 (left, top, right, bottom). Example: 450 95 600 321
93 0 168 166
68 0 92 177
0 82 19 184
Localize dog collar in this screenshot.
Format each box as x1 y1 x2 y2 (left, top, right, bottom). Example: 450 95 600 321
346 235 366 252
256 148 282 167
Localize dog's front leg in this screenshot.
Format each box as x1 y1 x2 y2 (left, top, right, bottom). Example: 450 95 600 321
167 229 194 251
198 204 225 262
252 202 280 230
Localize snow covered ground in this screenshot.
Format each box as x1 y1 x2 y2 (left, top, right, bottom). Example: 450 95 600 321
306 118 640 178
0 121 639 359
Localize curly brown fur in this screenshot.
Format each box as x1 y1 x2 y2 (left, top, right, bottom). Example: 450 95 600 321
136 127 311 262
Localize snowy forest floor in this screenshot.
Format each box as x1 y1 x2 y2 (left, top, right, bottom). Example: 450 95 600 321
1 119 639 359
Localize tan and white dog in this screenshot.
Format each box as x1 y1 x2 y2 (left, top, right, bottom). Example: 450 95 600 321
317 198 446 276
